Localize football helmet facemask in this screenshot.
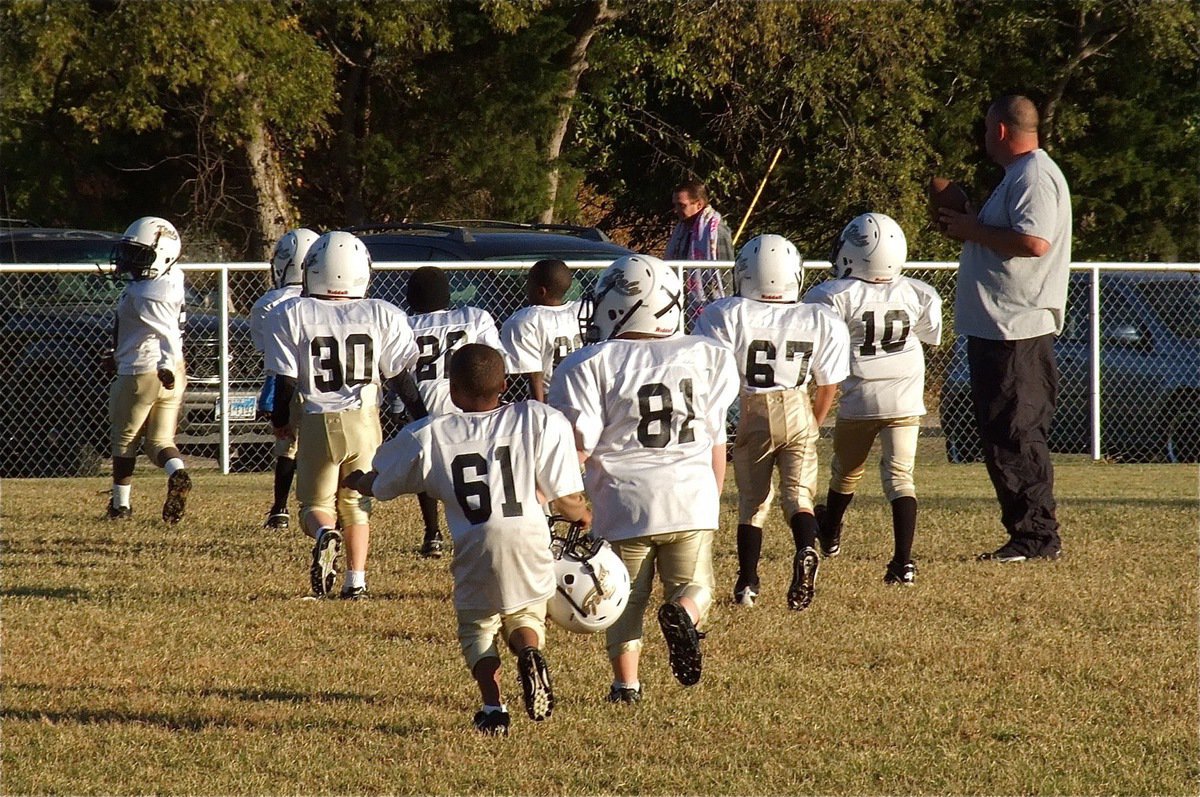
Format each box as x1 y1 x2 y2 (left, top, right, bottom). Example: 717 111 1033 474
302 231 372 299
547 517 631 634
734 234 803 302
581 254 682 343
271 228 319 289
112 216 181 281
829 212 907 283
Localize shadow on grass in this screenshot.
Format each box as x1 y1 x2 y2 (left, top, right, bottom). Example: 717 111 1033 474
2 707 250 732
197 687 366 704
0 586 90 600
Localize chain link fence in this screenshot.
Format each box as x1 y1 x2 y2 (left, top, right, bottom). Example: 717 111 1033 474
2 260 1196 477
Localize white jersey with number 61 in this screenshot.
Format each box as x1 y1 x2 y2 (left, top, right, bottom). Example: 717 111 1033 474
549 336 740 543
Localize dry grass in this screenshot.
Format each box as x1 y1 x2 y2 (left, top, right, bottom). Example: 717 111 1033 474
2 441 1197 795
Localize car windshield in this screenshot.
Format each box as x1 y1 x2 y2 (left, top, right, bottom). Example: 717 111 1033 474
1133 280 1200 340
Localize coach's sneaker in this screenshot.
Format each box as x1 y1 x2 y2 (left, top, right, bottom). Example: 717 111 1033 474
787 547 820 611
733 577 760 607
472 708 511 736
606 684 643 704
657 601 703 686
420 533 444 559
310 529 343 597
976 542 1031 563
815 504 842 557
339 585 369 601
263 507 289 530
105 501 133 521
516 647 555 722
161 469 191 525
884 560 917 586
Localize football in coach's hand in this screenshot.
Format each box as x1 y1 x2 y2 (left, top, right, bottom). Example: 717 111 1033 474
928 176 969 230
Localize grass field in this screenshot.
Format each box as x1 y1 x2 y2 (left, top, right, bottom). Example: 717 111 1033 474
2 441 1197 795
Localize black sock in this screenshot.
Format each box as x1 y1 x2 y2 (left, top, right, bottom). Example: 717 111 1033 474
418 493 440 539
790 512 818 552
272 457 296 511
735 524 763 585
891 496 917 564
824 489 854 529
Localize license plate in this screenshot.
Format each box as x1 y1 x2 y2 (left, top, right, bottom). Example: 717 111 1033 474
218 395 258 421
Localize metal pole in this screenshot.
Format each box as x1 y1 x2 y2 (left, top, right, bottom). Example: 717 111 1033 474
1089 264 1101 460
219 265 231 474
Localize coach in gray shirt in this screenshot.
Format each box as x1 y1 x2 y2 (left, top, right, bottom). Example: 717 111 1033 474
940 94 1071 563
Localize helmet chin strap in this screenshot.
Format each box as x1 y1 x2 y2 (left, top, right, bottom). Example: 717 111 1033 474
607 299 644 339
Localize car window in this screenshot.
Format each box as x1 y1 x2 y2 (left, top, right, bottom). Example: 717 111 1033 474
367 243 435 262
1061 279 1091 341
1132 280 1200 340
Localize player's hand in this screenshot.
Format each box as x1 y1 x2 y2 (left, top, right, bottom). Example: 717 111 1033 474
938 203 978 241
341 470 368 492
157 368 176 390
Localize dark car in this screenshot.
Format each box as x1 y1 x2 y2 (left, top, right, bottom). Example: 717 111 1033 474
0 227 271 476
351 220 632 314
940 270 1200 463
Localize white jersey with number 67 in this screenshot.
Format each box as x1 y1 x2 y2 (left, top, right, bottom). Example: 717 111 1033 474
693 296 850 392
803 276 942 419
263 297 418 415
549 336 739 543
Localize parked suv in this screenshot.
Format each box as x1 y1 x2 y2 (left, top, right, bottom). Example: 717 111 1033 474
940 270 1200 463
351 220 632 314
0 227 272 476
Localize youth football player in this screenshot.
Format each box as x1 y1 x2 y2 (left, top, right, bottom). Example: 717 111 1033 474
346 344 590 735
804 213 943 585
694 234 850 610
263 231 420 600
105 216 193 524
500 258 583 402
404 266 502 558
549 254 740 703
249 228 319 530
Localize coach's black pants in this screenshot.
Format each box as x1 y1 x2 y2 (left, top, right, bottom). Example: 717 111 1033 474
967 335 1061 555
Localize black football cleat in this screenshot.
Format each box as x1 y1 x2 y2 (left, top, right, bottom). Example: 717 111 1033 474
310 529 343 597
606 685 643 704
473 709 511 736
263 508 289 530
657 601 703 686
516 647 555 722
162 469 191 525
105 501 133 521
787 547 820 611
815 504 841 557
884 560 917 586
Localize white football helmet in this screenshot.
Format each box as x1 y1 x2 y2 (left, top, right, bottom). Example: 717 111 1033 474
112 216 181 280
302 231 371 299
584 254 682 342
830 212 907 283
271 228 319 288
547 518 631 634
734 234 803 302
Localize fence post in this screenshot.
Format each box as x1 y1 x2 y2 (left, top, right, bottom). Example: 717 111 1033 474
1089 264 1102 460
219 265 231 474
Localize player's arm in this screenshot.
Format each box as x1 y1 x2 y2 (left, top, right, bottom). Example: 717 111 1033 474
711 445 727 493
343 469 377 497
385 371 428 422
527 372 546 403
142 298 183 388
811 383 839 427
549 491 591 529
272 375 297 440
940 209 1050 258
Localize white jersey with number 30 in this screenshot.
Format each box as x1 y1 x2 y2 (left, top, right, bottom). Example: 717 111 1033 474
264 297 418 415
803 277 942 419
370 401 584 613
694 296 850 392
409 306 501 416
549 336 739 542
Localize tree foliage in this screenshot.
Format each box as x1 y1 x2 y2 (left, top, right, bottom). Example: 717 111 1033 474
1 0 1194 262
